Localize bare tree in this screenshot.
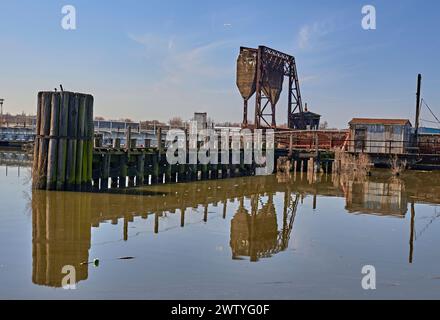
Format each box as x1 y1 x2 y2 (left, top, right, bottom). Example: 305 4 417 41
169 117 184 128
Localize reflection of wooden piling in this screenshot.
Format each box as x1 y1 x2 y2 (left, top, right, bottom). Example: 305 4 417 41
204 205 208 222
180 208 185 227
33 91 94 191
123 217 128 241
32 191 90 287
154 212 159 234
409 201 415 264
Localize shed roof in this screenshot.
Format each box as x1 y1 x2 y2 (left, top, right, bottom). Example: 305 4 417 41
349 118 412 126
291 111 321 118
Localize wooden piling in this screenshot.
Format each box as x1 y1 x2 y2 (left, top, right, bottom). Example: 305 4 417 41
101 154 110 191
151 152 159 184
83 95 94 191
56 92 70 190
65 94 79 191
120 154 128 188
32 92 43 189
46 93 60 190
75 95 86 191
137 153 145 186
35 92 52 189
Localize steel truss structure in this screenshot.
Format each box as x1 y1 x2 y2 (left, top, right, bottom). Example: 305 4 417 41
238 46 305 129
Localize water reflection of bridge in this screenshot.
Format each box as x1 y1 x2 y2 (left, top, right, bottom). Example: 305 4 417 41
31 176 305 287
26 167 440 287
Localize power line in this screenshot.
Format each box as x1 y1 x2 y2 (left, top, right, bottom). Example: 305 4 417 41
421 98 440 126
421 118 440 126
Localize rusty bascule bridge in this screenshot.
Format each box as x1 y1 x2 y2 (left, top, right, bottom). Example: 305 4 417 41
236 45 306 130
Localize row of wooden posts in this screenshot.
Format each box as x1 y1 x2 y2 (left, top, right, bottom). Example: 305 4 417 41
91 138 260 191
90 146 334 192
32 91 94 191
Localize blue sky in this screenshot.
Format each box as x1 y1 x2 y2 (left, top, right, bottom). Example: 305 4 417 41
1 0 439 128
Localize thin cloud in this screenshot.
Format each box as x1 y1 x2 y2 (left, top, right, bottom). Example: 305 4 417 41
297 21 333 50
128 32 236 120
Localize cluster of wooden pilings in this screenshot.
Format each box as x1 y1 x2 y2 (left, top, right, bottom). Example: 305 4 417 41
32 91 94 191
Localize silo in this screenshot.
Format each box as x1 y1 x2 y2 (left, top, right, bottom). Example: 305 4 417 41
236 48 257 126
262 59 284 126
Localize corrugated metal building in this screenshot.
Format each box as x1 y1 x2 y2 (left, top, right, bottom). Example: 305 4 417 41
348 118 412 154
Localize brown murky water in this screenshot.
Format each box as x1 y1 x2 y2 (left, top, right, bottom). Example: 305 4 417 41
1 153 440 299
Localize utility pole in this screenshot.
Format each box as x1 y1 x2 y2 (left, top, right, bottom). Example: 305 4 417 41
0 99 4 126
414 74 422 141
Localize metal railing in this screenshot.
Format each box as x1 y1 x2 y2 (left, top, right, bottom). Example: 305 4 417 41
275 135 440 155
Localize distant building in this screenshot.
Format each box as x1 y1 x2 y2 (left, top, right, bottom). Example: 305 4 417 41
94 119 140 132
348 118 412 154
191 112 214 132
193 112 208 130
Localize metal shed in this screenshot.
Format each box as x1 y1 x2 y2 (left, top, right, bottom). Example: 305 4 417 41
348 118 412 154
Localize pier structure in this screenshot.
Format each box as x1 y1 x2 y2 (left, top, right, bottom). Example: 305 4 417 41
30 91 340 192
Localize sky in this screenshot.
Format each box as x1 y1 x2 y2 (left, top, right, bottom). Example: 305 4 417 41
0 0 440 128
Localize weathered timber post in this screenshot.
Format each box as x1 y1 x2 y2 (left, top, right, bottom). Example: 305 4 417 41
33 92 52 189
178 163 187 182
101 154 110 191
113 138 121 148
165 162 173 183
84 95 94 191
137 153 145 186
56 92 69 190
94 134 103 148
33 91 93 191
65 94 79 191
46 93 60 190
151 151 159 184
144 153 152 185
119 154 128 188
31 92 43 189
156 127 163 183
